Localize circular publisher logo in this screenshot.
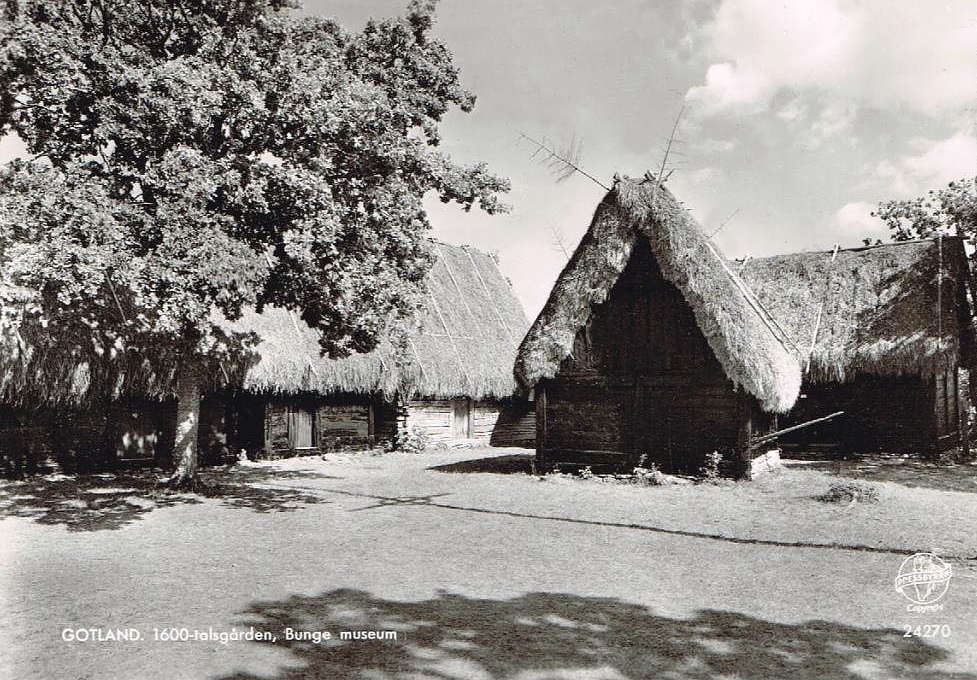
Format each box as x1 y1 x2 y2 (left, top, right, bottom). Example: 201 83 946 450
894 553 952 605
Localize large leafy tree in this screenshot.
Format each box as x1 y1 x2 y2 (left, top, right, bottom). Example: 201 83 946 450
873 177 977 248
0 0 508 487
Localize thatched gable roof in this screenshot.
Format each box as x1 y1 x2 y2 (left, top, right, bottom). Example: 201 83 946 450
738 238 974 382
515 176 802 413
224 241 529 400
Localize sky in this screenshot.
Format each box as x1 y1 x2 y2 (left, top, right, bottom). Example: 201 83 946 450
3 1 976 320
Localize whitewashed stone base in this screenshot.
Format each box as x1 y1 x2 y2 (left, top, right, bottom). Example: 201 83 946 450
745 448 782 479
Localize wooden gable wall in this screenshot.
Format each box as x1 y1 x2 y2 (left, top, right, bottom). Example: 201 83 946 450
538 236 749 472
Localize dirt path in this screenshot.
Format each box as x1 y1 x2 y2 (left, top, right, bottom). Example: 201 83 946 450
2 448 975 679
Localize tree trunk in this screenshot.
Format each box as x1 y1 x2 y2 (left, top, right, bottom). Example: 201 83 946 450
159 362 202 490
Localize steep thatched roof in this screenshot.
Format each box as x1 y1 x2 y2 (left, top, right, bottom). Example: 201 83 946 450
223 241 529 400
738 237 974 382
515 176 802 413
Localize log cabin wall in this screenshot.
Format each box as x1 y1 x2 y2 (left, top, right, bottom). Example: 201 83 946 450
485 398 536 447
0 391 533 475
377 397 532 448
259 395 374 458
777 374 949 454
539 236 744 473
933 366 963 450
0 398 180 476
0 406 108 475
403 399 472 445
471 401 499 442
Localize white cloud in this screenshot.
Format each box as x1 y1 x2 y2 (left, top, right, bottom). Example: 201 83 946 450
693 137 739 154
812 104 855 139
903 134 977 183
876 132 977 196
835 201 886 236
777 98 808 123
686 0 977 120
686 62 772 116
688 166 723 183
800 103 857 148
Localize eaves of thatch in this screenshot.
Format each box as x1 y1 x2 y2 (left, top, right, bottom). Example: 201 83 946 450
514 176 802 413
223 241 529 401
1 242 528 406
738 237 975 383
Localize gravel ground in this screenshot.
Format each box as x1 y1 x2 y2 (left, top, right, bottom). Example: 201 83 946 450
2 447 976 679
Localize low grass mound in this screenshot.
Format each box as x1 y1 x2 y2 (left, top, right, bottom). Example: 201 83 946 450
818 481 881 504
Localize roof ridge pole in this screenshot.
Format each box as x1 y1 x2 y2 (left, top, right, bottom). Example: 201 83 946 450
434 243 480 330
805 244 840 372
426 286 473 391
463 246 515 342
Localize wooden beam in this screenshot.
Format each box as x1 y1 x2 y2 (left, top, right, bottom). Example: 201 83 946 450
466 397 473 439
367 402 375 444
704 240 803 357
535 384 547 469
736 394 753 469
805 244 839 371
747 410 845 450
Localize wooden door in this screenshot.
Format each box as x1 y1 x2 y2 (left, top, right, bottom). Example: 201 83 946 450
451 399 470 439
288 408 314 449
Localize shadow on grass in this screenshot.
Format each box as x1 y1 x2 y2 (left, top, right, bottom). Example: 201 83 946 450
430 453 535 475
308 485 972 559
217 589 973 680
791 457 977 494
0 465 340 531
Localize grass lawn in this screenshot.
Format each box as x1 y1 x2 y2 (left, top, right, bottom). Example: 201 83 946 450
2 447 976 679
786 454 977 494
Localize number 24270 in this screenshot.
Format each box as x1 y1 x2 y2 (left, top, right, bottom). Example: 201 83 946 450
904 624 950 638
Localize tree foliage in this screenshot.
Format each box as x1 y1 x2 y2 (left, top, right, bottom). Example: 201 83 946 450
873 177 977 246
0 0 509 402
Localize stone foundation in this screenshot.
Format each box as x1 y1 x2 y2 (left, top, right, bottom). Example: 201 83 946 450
744 448 781 479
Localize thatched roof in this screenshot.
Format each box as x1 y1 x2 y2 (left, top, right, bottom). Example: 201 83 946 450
738 237 974 382
515 176 802 413
0 242 527 405
224 241 529 400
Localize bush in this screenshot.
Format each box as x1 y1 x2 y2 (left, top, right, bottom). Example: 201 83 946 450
396 425 429 454
632 456 668 486
632 466 669 486
818 482 880 503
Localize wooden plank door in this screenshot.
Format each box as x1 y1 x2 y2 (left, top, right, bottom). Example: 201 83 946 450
451 399 470 439
288 408 314 449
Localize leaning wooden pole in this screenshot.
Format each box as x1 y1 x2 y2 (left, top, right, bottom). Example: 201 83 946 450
747 411 845 451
